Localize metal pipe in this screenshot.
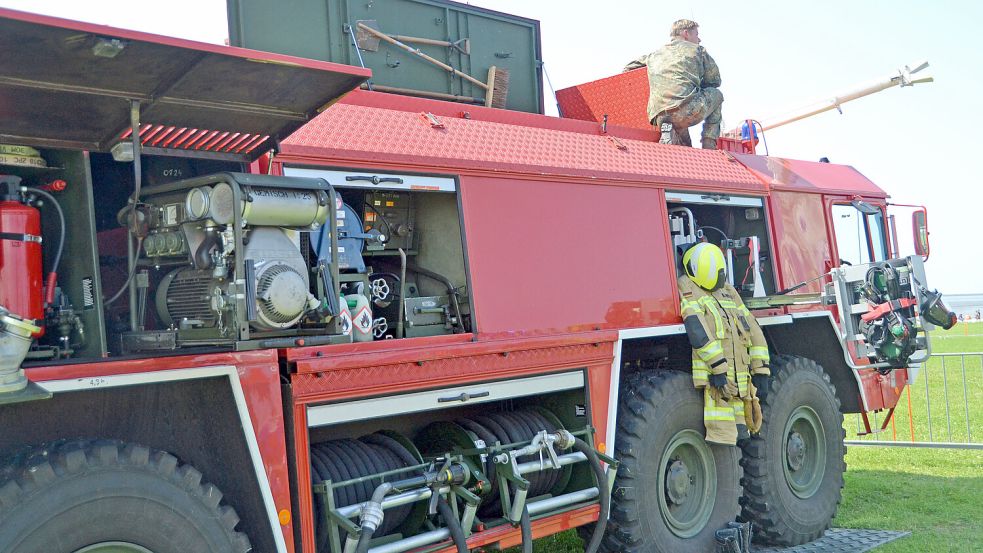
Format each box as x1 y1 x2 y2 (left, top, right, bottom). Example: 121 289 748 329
515 452 586 475
526 487 599 516
337 486 448 519
128 99 142 332
367 528 452 553
754 61 932 132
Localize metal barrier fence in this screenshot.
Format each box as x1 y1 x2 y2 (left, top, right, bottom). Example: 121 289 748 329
845 352 983 449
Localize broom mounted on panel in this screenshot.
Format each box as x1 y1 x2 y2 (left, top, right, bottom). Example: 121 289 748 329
356 21 510 108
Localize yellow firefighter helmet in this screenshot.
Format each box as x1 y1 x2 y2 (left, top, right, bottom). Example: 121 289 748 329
683 242 726 291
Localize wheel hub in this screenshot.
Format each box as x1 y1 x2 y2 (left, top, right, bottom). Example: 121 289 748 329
657 429 717 538
665 459 692 504
786 431 806 472
782 406 828 499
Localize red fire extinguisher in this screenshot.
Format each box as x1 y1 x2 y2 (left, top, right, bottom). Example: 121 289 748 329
0 175 65 337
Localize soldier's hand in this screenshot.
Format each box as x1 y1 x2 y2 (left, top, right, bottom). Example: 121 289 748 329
752 373 770 400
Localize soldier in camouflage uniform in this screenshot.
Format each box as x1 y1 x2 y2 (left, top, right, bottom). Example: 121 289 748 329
624 19 723 149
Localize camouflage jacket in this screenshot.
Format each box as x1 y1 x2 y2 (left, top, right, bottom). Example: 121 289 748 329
625 38 721 123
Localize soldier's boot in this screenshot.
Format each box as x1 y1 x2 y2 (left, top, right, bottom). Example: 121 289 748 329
728 521 753 551
715 528 742 553
659 123 674 144
701 137 718 150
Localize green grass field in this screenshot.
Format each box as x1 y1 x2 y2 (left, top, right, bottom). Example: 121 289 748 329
511 323 983 552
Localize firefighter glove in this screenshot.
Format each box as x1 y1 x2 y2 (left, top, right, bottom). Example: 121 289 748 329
752 374 770 400
709 372 738 398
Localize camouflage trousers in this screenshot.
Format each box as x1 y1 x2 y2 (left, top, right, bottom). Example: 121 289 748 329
653 87 723 149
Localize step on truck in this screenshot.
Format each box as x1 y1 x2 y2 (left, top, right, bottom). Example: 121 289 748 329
0 7 954 553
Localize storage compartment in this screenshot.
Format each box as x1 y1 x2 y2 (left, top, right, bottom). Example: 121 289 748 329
304 370 606 553
667 191 776 297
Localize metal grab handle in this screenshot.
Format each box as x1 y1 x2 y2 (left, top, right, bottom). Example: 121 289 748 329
437 391 490 403
345 175 404 185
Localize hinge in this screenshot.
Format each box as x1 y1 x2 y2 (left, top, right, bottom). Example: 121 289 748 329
421 112 445 129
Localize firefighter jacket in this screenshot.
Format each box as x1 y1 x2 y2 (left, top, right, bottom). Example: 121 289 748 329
624 38 721 124
678 275 770 445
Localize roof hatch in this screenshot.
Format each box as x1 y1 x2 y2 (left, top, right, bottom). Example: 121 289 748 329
0 9 371 161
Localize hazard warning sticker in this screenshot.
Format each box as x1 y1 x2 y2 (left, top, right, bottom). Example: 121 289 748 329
339 310 353 335
354 305 372 335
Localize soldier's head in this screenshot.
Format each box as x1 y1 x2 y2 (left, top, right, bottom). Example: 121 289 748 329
671 19 701 44
683 242 726 291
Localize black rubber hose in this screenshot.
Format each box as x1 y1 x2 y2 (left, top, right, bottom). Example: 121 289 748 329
437 495 469 553
525 411 561 492
514 410 558 494
520 505 533 553
573 437 609 553
495 412 547 497
29 188 64 297
320 441 360 508
355 482 394 553
457 418 503 513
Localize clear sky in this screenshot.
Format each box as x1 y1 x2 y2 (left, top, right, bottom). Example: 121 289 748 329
2 0 979 294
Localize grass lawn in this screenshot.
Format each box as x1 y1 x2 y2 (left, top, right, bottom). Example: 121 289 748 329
512 323 983 552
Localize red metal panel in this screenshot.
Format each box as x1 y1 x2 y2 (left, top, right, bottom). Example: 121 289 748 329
767 190 832 296
237 360 295 552
555 68 651 130
292 333 616 402
734 154 888 198
460 175 678 336
282 102 767 193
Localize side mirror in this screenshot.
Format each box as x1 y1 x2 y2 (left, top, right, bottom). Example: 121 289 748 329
912 209 930 257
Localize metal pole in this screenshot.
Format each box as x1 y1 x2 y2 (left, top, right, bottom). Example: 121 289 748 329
943 357 952 441
128 100 142 332
925 363 933 442
962 354 971 442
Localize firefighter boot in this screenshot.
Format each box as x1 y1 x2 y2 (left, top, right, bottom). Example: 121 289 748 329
715 528 742 553
728 521 753 552
702 137 718 150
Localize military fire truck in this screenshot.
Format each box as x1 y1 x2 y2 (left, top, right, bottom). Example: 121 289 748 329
0 6 954 553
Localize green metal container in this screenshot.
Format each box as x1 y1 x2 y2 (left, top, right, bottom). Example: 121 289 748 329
227 0 544 113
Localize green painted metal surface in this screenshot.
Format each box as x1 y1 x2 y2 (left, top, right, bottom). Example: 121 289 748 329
227 0 543 113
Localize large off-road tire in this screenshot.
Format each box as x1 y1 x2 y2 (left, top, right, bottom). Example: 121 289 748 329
739 355 846 545
602 370 743 553
0 439 252 553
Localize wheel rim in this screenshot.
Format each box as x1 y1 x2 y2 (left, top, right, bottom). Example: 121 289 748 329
657 429 717 538
74 543 155 553
783 405 826 499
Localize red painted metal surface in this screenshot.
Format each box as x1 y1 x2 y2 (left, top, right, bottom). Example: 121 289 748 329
734 154 887 198
26 350 295 550
555 68 651 130
281 98 766 193
460 175 679 335
0 200 43 326
767 190 833 296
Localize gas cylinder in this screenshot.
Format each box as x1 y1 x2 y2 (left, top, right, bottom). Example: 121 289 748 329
0 176 43 333
346 293 373 342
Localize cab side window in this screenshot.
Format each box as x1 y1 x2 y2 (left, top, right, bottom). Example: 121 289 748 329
832 204 887 265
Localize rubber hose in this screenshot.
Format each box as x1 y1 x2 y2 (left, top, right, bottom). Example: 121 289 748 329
308 447 335 552
511 411 556 494
355 482 394 553
520 505 533 553
30 188 64 301
573 437 609 553
526 411 561 492
495 412 547 497
353 439 408 534
320 441 360 507
437 495 469 553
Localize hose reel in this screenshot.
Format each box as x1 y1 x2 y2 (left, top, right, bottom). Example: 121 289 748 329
310 408 616 553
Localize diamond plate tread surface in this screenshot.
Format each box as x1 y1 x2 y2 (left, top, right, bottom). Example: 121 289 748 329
283 102 765 191
556 68 651 130
292 341 612 401
757 528 911 553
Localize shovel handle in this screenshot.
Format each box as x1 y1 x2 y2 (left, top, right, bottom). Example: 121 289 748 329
357 23 488 90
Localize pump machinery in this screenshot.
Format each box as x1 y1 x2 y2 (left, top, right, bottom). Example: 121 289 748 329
0 6 957 553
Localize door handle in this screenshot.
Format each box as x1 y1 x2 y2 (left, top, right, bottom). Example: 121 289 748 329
438 390 490 403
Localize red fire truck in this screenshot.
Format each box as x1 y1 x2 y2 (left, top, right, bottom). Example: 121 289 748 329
0 8 954 553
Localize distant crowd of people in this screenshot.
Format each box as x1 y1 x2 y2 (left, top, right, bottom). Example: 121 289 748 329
957 309 982 322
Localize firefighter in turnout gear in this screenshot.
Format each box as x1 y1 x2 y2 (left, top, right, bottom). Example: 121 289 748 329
678 242 770 445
